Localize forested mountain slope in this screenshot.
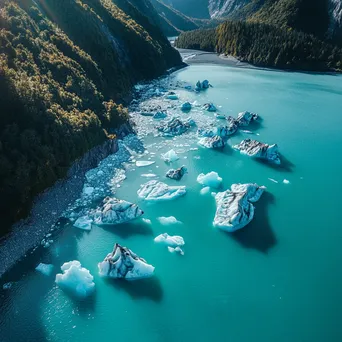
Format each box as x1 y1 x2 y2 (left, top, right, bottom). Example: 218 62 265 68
0 0 181 232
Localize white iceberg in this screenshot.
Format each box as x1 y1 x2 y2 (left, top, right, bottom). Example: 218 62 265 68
198 135 225 149
166 166 187 180
233 139 281 164
136 160 155 167
197 172 222 188
236 111 259 127
137 180 186 201
198 124 237 138
98 243 154 280
214 183 266 232
283 179 290 184
157 216 182 225
73 215 93 230
141 173 157 178
154 233 185 247
167 246 185 255
55 261 95 297
142 218 152 224
161 149 179 162
36 263 54 276
200 186 210 195
93 197 144 226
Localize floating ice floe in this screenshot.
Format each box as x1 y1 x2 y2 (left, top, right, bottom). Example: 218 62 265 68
197 172 222 188
141 173 157 178
137 180 186 201
36 263 54 276
235 111 259 127
157 117 195 136
166 92 179 100
142 218 151 224
74 215 93 230
198 125 237 138
93 197 144 226
153 111 167 119
195 80 211 91
98 243 154 280
157 216 182 225
55 261 95 297
198 135 225 149
233 139 280 164
161 149 179 162
154 233 185 247
166 166 187 180
200 186 210 195
283 179 290 184
203 103 217 112
136 160 155 167
213 183 266 232
268 178 279 184
168 246 185 255
181 102 192 111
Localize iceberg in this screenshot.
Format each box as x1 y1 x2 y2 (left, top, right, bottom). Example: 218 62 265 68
93 197 144 226
157 216 182 225
73 215 93 230
137 180 186 201
55 261 95 297
283 179 290 184
198 135 225 149
236 111 259 127
154 233 185 247
166 166 187 180
153 111 167 119
98 243 154 280
161 149 179 162
198 124 237 138
36 263 54 276
157 117 194 136
141 173 157 178
203 103 217 112
213 183 266 232
233 139 281 164
197 172 222 188
167 246 185 255
181 102 192 111
166 91 179 100
200 186 210 195
136 160 155 167
195 80 211 91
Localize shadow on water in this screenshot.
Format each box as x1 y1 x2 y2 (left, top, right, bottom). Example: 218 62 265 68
255 153 294 172
106 276 163 303
99 221 153 239
0 223 81 341
229 192 277 254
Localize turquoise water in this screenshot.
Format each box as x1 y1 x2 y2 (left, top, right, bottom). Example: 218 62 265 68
1 64 342 342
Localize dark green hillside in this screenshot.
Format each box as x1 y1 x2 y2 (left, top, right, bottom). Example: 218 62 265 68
0 0 181 232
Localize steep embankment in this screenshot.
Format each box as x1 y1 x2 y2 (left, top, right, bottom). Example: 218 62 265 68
0 0 182 233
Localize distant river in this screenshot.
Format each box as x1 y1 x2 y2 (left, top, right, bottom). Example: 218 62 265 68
1 64 342 342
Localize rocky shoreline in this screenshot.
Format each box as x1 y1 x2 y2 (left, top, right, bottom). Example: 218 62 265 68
0 124 133 278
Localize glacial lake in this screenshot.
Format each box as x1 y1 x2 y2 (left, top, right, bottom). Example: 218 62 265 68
1 64 342 342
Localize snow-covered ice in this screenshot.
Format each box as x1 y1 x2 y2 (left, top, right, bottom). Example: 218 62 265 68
154 233 185 247
197 172 222 188
137 180 186 201
157 216 182 225
55 261 95 297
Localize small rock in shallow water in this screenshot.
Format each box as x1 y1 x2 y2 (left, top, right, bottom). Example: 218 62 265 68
166 166 187 181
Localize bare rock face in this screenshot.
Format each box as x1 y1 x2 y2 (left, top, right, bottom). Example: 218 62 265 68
98 243 155 280
214 183 266 232
233 139 281 164
93 197 144 226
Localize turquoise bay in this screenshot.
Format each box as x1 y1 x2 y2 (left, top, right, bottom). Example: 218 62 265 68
1 64 342 342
